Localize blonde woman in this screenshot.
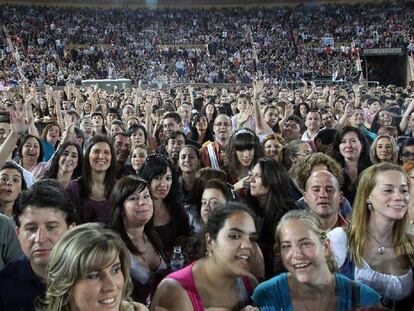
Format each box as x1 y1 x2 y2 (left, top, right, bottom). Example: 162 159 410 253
369 134 398 164
252 209 380 310
329 163 414 308
37 223 148 311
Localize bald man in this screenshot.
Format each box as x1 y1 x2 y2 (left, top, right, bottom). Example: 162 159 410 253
304 170 348 230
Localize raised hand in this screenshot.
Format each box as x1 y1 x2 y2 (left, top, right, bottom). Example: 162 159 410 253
252 80 264 99
10 105 28 135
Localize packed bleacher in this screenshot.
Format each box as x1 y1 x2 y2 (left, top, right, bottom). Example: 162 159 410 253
0 1 414 311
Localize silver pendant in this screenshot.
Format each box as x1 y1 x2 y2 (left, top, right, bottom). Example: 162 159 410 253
378 245 385 255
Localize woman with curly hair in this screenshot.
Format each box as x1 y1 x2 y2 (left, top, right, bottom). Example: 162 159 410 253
38 223 148 311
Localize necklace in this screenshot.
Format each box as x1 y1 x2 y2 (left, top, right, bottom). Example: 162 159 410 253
367 230 392 255
294 276 335 311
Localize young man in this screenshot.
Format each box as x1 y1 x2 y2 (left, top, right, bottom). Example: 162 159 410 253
0 180 77 310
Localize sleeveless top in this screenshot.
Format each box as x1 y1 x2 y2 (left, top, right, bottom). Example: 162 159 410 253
129 252 168 305
328 227 414 301
166 262 253 311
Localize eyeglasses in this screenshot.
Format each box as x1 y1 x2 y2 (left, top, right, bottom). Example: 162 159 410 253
214 122 231 127
402 152 414 158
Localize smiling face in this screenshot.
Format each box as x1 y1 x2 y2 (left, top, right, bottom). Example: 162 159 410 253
70 256 124 311
150 167 172 200
208 212 258 276
279 219 330 285
122 186 153 227
131 147 148 172
264 108 279 128
339 131 362 161
368 170 409 222
114 135 131 163
378 111 392 126
178 147 199 174
22 137 41 163
58 145 79 174
89 142 112 172
264 139 283 159
376 137 393 162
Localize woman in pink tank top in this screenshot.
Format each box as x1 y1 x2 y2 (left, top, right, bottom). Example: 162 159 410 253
150 203 260 311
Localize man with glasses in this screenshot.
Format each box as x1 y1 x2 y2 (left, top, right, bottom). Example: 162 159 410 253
399 138 414 164
200 114 232 168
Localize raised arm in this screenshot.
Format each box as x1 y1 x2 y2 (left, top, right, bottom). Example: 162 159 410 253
0 106 28 163
399 99 414 133
253 80 272 136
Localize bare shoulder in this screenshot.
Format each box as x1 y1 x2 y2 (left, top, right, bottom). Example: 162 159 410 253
150 278 194 311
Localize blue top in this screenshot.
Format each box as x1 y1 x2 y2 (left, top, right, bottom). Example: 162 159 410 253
252 272 381 311
0 255 45 311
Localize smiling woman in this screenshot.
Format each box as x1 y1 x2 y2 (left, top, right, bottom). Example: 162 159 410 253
36 223 148 311
107 176 168 305
328 163 414 308
66 135 116 223
252 209 381 310
150 203 260 311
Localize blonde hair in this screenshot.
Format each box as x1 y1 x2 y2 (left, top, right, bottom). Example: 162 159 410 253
274 209 336 272
369 134 398 164
38 223 133 311
349 163 414 267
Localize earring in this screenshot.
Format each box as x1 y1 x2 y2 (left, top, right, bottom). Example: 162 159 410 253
367 202 373 211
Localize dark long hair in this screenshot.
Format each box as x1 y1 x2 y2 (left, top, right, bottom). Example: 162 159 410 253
224 128 264 182
42 142 83 180
0 161 27 216
246 157 295 243
138 153 183 219
329 126 371 171
107 176 164 257
190 113 214 144
79 135 116 200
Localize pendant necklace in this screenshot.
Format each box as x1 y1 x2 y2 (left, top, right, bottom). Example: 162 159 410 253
367 231 392 255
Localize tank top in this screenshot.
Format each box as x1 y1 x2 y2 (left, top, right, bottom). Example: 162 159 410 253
166 262 253 311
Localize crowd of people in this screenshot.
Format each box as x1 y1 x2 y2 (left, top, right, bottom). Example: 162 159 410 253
0 1 413 86
0 1 414 311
